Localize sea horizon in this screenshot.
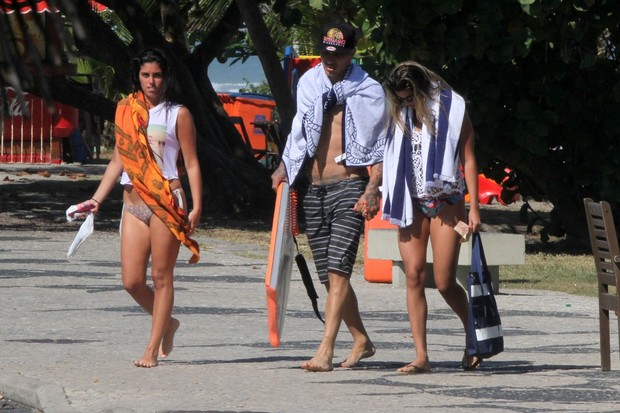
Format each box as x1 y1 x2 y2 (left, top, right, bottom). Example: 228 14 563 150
209 56 268 93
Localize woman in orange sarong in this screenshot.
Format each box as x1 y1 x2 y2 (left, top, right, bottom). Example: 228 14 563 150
78 48 202 368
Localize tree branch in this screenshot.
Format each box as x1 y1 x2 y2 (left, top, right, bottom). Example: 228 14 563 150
235 0 295 137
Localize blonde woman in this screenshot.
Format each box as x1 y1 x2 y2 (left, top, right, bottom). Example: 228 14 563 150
382 61 481 373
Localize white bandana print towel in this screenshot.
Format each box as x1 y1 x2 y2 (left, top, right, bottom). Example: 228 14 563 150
282 63 387 186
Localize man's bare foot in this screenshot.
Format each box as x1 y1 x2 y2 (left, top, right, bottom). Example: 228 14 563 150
339 342 376 368
159 317 180 358
301 357 334 372
301 343 334 372
133 357 158 368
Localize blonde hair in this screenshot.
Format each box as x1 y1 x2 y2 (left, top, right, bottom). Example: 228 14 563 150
384 61 451 136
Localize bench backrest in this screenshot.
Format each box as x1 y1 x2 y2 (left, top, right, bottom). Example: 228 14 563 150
583 198 620 298
583 197 620 371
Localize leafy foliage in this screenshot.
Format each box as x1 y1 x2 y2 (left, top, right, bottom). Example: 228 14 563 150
221 1 331 62
240 78 272 95
4 0 619 233
313 0 620 241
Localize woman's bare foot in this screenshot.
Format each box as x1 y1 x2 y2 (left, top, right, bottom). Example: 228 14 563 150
462 351 482 370
159 317 180 358
339 341 376 368
397 356 430 374
397 361 431 374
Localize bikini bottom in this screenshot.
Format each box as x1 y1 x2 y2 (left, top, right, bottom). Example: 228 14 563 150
123 204 153 225
122 188 184 226
413 193 464 219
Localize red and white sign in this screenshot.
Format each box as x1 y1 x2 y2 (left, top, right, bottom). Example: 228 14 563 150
0 0 106 14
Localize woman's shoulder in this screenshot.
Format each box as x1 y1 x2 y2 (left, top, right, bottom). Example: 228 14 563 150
175 105 195 126
176 105 193 117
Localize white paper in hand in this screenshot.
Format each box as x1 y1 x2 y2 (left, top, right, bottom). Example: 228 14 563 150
68 213 94 257
66 204 95 222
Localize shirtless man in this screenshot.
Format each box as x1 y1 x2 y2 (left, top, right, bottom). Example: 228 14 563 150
271 22 387 372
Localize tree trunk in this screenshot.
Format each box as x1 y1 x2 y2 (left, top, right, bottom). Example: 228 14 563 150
235 0 296 140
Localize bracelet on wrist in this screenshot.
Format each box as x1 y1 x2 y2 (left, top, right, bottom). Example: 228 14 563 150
91 198 101 206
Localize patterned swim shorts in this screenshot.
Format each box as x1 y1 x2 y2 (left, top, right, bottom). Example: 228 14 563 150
302 177 367 283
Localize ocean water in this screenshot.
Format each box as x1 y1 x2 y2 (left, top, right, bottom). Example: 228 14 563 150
209 56 268 93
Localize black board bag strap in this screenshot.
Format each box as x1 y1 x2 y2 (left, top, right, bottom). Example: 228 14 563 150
293 237 324 324
289 188 324 324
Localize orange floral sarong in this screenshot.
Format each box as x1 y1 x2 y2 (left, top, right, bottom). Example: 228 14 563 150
114 91 200 263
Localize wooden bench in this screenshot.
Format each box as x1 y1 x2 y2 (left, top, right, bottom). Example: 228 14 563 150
583 198 620 371
366 230 525 294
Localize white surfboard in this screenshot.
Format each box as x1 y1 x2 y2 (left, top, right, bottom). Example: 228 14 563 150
265 181 295 347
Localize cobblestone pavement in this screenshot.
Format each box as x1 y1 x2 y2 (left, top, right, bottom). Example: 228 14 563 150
0 226 619 413
0 164 618 413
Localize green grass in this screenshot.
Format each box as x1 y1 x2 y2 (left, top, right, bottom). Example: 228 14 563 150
500 253 598 297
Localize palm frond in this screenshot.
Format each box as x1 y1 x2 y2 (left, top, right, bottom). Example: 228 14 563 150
183 0 234 36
